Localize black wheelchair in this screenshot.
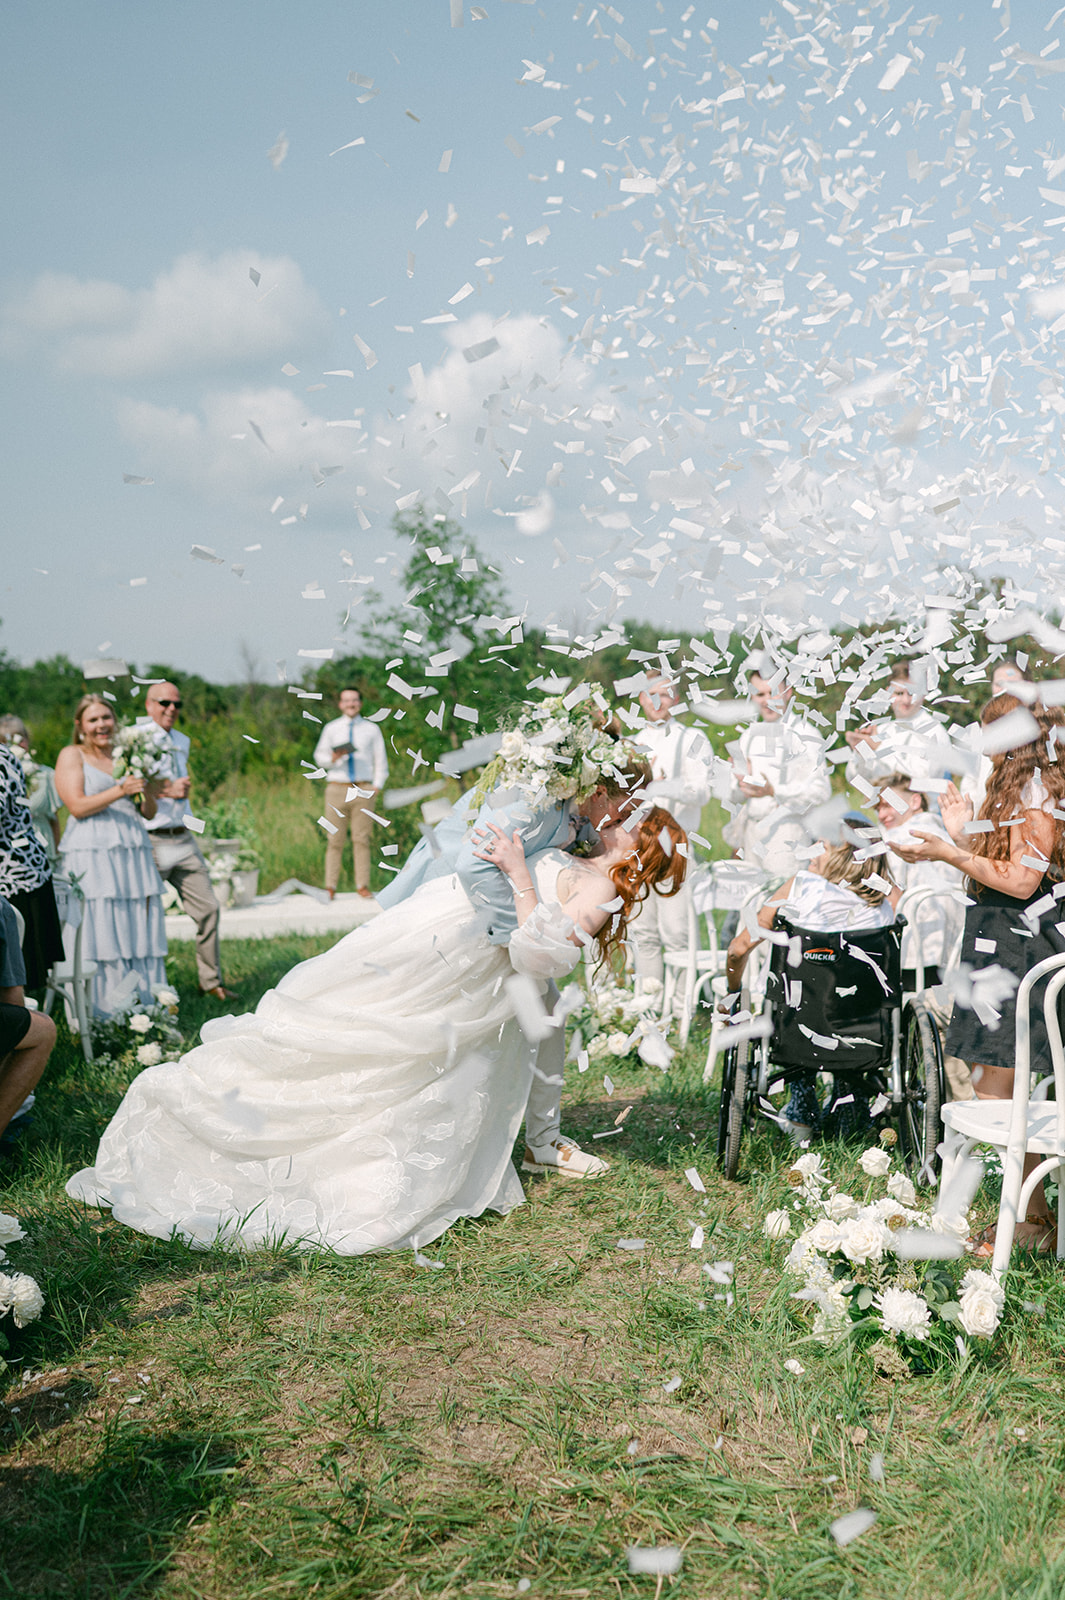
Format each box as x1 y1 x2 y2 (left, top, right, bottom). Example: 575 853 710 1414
716 915 944 1183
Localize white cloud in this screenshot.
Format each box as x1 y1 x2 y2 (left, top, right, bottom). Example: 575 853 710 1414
2 250 329 378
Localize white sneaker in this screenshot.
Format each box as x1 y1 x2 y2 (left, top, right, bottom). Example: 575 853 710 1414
522 1136 609 1179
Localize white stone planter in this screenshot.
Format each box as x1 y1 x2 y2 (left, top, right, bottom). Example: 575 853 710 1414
230 869 260 908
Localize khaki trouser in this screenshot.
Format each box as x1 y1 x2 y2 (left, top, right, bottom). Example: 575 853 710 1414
324 783 375 891
150 831 221 991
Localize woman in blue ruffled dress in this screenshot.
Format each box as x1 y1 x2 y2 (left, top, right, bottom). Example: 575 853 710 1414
55 694 167 1014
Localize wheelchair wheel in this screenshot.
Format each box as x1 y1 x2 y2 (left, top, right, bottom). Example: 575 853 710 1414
897 1001 943 1184
721 1032 752 1181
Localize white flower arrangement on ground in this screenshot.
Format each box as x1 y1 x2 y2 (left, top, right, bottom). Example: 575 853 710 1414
767 1143 1005 1367
471 694 645 808
0 1211 44 1367
90 993 185 1068
571 975 663 1062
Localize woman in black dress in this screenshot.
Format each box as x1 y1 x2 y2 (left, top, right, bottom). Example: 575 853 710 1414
891 704 1065 1255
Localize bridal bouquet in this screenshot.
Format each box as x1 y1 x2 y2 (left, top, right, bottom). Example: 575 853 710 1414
111 724 167 803
472 695 644 807
767 1147 1005 1370
0 1211 44 1371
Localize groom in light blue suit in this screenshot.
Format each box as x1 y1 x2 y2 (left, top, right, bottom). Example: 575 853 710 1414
377 780 634 1178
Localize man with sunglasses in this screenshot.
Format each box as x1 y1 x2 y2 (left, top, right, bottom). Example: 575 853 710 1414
139 683 235 1001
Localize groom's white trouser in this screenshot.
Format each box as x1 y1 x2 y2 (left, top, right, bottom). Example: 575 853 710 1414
524 979 564 1148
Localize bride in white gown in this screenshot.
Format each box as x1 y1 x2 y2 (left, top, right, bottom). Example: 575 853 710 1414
66 805 686 1255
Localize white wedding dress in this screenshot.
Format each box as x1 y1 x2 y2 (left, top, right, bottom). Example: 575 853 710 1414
66 851 579 1255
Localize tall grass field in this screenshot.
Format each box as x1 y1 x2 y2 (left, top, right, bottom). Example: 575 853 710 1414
1 934 1064 1599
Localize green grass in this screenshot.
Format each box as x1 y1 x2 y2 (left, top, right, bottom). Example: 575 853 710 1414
2 940 1065 1599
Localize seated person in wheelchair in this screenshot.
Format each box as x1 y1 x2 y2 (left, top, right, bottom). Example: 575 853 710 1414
724 832 900 1139
0 896 56 1152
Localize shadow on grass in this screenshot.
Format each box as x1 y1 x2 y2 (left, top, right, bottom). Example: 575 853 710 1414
0 1420 241 1599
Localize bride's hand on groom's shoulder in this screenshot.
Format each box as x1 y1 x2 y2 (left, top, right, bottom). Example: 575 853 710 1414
471 822 527 878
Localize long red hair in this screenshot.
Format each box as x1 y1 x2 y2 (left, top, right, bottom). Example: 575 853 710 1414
595 806 688 967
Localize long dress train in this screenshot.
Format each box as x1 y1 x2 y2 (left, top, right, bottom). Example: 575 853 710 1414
66 852 577 1254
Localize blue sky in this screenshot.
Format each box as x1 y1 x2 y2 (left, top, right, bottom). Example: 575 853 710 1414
4 1 1065 681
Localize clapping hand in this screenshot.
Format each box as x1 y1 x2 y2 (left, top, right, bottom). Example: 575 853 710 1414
738 775 774 800
938 780 973 843
471 822 527 878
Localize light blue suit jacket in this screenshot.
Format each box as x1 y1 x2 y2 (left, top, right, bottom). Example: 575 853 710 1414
376 790 583 945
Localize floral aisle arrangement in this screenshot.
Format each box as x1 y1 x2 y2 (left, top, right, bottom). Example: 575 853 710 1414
764 1144 1005 1368
90 986 185 1069
472 695 645 808
201 798 263 906
0 1212 44 1369
570 975 663 1062
111 725 167 806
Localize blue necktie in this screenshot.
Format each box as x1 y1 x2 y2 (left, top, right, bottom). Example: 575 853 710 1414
347 720 356 784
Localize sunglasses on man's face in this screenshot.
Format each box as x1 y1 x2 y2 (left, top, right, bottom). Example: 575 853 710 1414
154 699 182 710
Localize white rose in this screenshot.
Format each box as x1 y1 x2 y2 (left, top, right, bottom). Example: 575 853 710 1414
838 1215 889 1265
0 1213 26 1247
957 1269 1005 1340
859 1147 892 1177
931 1209 970 1241
824 1191 859 1221
153 986 180 1009
1 1272 44 1327
128 1013 153 1035
136 1041 163 1067
763 1209 792 1240
886 1172 917 1207
500 730 525 759
800 1218 844 1255
875 1286 932 1341
606 1030 632 1056
587 1034 611 1059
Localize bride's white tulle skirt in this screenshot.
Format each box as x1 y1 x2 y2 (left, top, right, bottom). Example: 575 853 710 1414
66 876 537 1254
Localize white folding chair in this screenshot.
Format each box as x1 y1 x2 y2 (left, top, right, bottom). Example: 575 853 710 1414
938 952 1065 1274
701 880 773 1087
658 865 722 1048
895 883 968 997
42 877 97 1062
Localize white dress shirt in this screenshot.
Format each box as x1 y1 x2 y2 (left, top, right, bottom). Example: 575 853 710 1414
728 711 832 827
634 717 715 834
845 707 953 790
314 715 389 788
136 719 191 831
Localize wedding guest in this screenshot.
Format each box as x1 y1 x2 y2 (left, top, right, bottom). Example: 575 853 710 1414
314 688 388 900
891 707 1065 1255
0 715 62 865
55 695 167 1015
630 675 714 993
876 773 965 990
0 895 56 1149
845 658 952 792
137 682 234 1002
0 743 64 990
723 665 831 879
990 658 1030 697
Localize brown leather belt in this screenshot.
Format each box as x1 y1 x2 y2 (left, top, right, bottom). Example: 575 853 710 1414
151 827 189 836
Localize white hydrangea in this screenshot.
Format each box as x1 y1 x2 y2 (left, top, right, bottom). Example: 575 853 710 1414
763 1209 792 1240
958 1269 1005 1340
875 1286 932 1342
859 1147 892 1177
0 1271 44 1327
886 1171 917 1207
128 1013 153 1035
136 1041 163 1067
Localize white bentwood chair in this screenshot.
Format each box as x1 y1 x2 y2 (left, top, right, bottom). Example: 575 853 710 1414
938 952 1065 1274
659 860 770 1050
42 877 97 1062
